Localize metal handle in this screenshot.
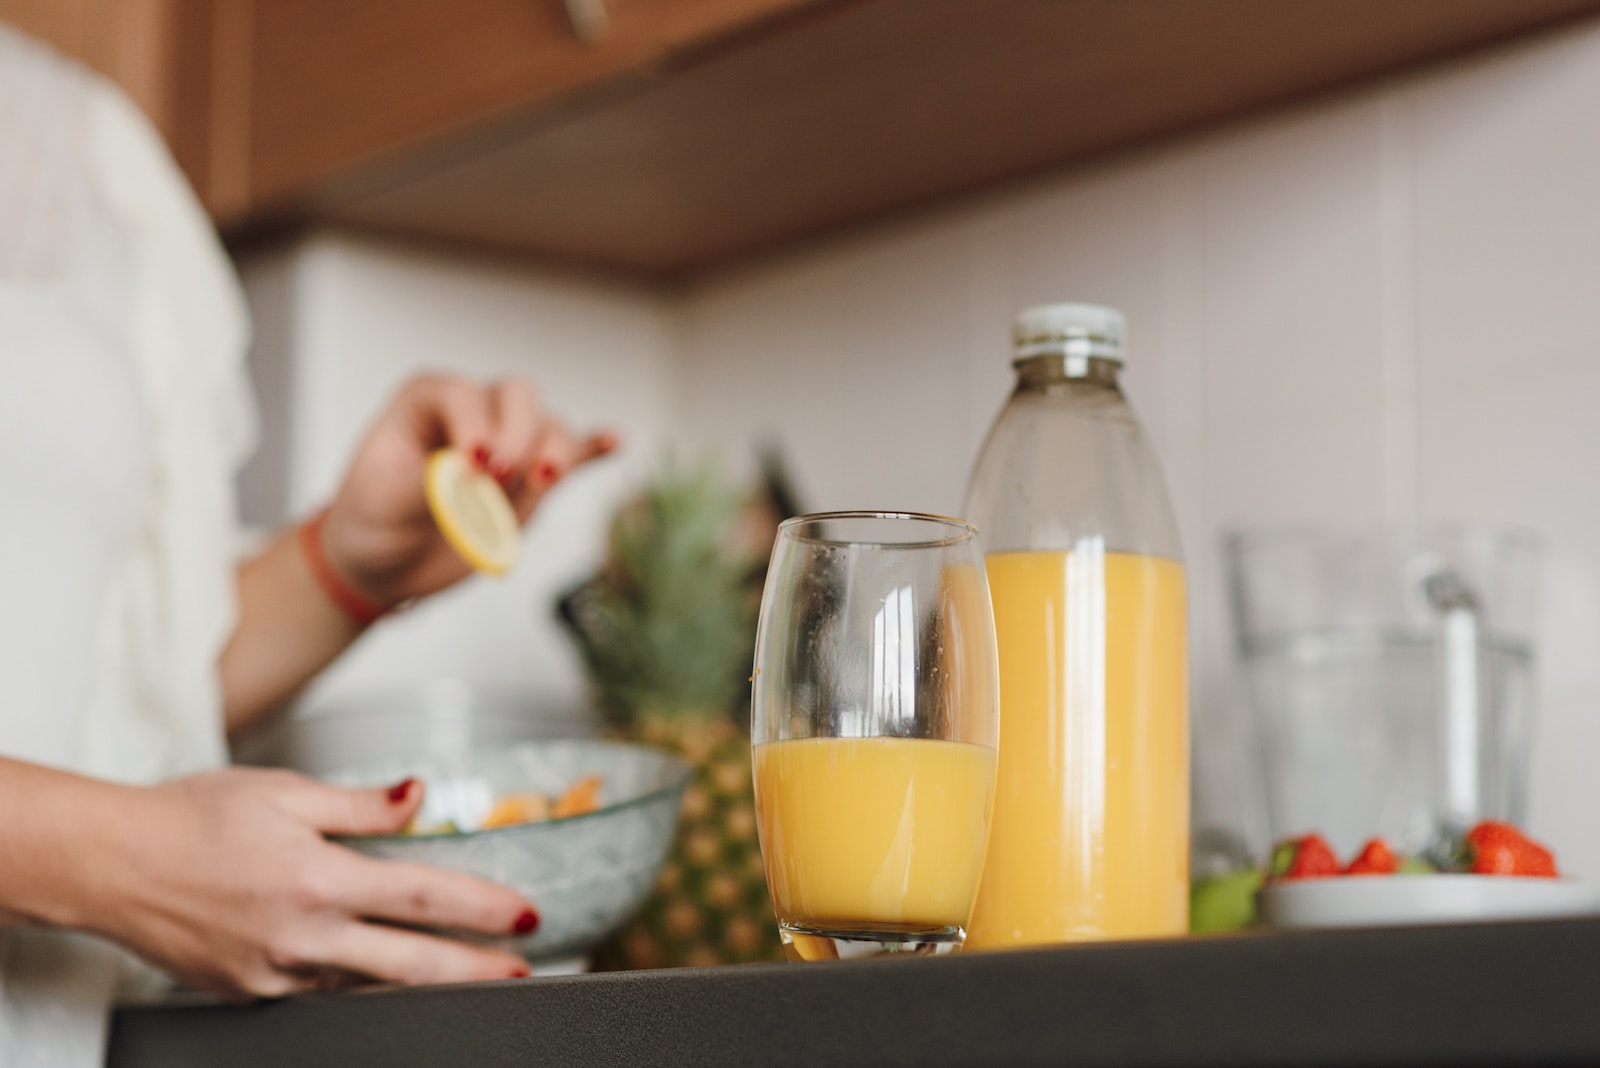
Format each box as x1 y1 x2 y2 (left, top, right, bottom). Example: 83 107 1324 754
1421 567 1486 834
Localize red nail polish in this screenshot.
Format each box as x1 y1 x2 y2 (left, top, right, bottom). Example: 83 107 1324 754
470 445 491 470
387 778 417 803
537 462 558 485
512 908 540 934
489 458 513 486
508 965 531 979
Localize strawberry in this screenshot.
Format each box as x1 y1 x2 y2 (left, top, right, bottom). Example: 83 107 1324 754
1465 821 1558 878
1269 833 1341 880
1345 838 1399 875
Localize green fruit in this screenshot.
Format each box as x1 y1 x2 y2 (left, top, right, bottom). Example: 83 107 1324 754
1398 855 1436 875
1189 868 1263 933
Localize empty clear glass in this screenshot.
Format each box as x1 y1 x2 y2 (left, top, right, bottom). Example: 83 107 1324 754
1226 524 1540 858
751 512 1000 961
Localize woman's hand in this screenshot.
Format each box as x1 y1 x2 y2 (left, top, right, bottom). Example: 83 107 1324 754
218 375 617 735
319 375 618 608
99 768 539 1001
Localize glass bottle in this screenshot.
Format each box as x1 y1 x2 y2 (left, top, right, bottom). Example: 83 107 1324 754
962 302 1189 946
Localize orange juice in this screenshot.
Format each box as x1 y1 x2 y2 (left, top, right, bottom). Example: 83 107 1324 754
753 736 997 932
966 550 1188 947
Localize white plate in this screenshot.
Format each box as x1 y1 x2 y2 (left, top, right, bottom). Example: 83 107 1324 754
1258 874 1600 929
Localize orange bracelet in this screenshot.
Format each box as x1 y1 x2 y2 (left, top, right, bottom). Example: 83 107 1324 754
298 510 387 627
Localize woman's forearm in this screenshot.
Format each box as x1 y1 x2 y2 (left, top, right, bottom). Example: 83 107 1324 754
218 523 366 737
0 757 135 931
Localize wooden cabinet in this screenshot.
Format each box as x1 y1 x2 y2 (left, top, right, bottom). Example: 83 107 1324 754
0 0 824 227
9 0 1600 278
239 0 827 218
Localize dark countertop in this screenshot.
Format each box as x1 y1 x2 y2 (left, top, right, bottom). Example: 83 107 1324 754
108 918 1600 1067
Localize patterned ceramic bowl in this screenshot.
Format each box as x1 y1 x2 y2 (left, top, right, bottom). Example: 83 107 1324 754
335 739 690 963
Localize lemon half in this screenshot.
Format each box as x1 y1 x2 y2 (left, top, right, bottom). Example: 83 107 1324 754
424 447 521 575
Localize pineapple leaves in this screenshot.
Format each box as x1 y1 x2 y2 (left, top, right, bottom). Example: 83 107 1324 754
558 458 765 725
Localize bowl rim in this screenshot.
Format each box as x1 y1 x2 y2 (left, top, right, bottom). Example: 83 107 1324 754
335 739 694 845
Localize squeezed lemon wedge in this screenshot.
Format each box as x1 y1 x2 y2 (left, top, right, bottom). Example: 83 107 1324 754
424 447 521 575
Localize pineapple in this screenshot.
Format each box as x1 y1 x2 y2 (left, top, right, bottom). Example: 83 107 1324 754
559 458 788 968
611 714 778 968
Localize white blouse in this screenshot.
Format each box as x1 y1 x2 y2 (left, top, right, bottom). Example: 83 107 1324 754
0 24 256 1065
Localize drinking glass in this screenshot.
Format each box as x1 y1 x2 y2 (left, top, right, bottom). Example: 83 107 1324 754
751 511 1000 961
1226 524 1540 858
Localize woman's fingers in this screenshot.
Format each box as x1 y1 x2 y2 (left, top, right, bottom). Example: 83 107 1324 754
398 375 495 462
531 420 622 483
485 379 542 490
509 423 620 519
269 773 423 837
320 920 530 986
528 416 575 488
405 376 613 492
576 430 620 466
329 850 538 938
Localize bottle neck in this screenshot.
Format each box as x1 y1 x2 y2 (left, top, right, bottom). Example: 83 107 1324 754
1012 353 1122 393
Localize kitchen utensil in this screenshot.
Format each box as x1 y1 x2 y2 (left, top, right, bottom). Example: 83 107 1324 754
1257 874 1597 929
1226 525 1540 858
335 738 689 963
231 678 596 777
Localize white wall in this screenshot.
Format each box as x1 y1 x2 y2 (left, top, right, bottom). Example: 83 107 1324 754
238 233 679 717
677 16 1600 875
240 15 1600 875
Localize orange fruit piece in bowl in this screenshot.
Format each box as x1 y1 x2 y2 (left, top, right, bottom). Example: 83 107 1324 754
552 775 603 819
481 792 550 830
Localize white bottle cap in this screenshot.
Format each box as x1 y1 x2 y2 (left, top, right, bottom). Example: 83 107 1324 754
1012 302 1125 363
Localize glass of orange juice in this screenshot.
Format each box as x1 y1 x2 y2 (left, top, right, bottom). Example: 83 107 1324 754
751 511 1000 961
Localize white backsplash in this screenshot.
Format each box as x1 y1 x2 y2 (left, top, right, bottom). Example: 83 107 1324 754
241 15 1600 876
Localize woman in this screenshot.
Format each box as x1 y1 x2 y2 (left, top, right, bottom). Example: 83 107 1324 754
0 22 613 1063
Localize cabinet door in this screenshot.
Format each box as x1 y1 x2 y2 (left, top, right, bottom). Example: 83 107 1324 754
243 0 831 212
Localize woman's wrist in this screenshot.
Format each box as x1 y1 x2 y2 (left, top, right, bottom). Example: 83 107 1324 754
222 520 382 735
312 501 427 617
298 511 391 627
